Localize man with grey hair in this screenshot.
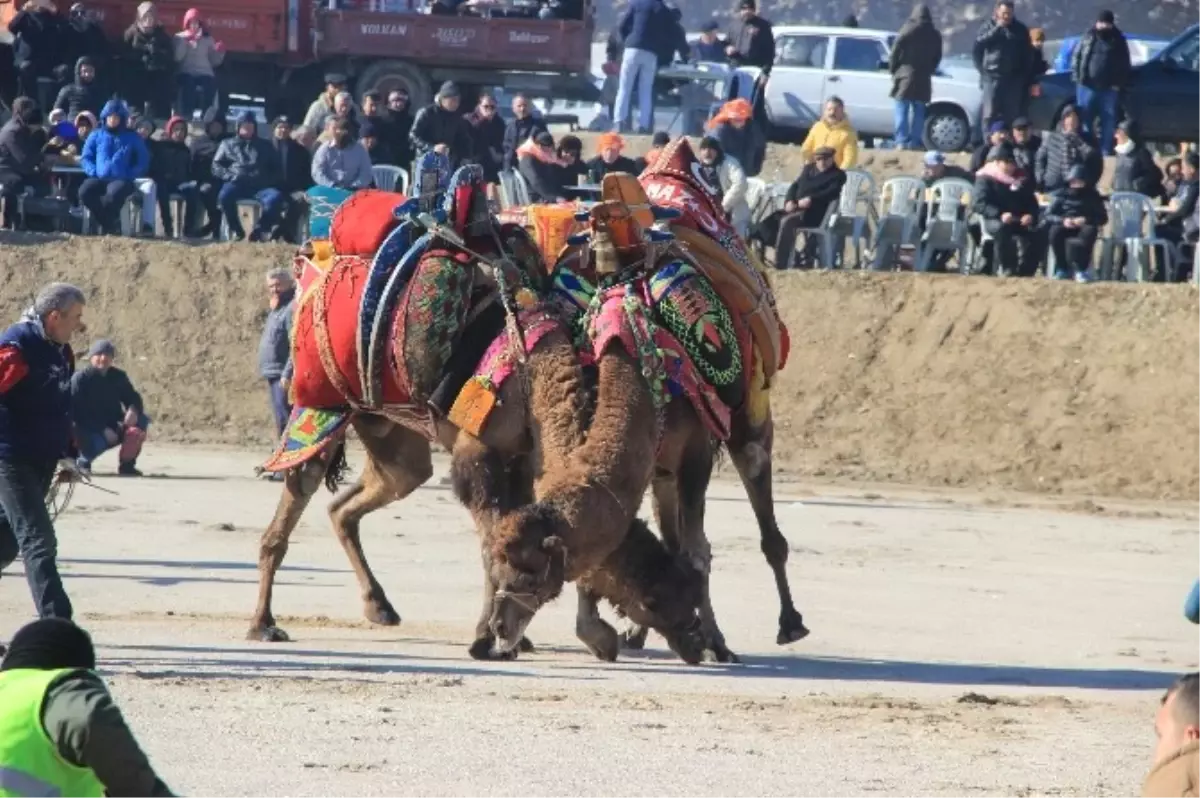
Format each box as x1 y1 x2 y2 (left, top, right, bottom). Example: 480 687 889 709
0 282 89 621
1144 672 1199 796
259 268 295 471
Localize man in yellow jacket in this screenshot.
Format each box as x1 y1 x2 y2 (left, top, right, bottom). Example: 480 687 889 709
0 618 175 797
799 96 859 169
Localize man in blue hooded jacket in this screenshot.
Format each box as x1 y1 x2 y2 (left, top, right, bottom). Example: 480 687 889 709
78 98 149 235
211 111 284 242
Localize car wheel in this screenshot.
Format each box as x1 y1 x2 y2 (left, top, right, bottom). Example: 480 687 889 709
924 107 970 152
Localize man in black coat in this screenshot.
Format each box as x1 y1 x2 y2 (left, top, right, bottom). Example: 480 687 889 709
64 3 108 74
972 142 1041 276
52 56 100 120
1071 10 1131 156
0 96 48 229
70 339 149 476
725 0 775 73
501 94 546 173
1044 164 1108 281
187 116 227 239
760 146 846 269
465 93 506 184
1034 104 1102 193
122 3 174 119
358 91 395 167
888 3 943 151
1010 117 1042 175
8 0 69 111
518 131 567 203
1112 119 1163 200
268 116 312 244
409 81 475 168
148 116 196 238
384 89 414 172
972 0 1034 128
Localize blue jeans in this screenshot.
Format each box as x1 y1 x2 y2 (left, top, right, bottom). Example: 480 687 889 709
77 412 151 466
893 100 926 149
613 47 658 133
1075 85 1119 155
177 74 217 119
267 378 291 436
217 184 283 238
0 457 72 619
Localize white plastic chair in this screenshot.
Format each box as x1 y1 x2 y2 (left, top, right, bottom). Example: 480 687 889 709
372 164 409 195
821 169 876 269
220 200 264 241
916 178 973 273
1100 192 1177 282
497 170 523 209
510 170 533 206
870 176 925 271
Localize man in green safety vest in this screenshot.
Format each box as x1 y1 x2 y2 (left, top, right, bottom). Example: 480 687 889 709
0 618 175 797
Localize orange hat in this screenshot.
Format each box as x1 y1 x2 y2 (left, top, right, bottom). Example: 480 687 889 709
596 132 625 153
707 98 753 129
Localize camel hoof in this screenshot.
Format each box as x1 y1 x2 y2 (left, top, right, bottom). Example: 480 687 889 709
620 625 648 650
365 601 401 627
703 645 741 665
776 611 810 645
247 625 290 643
518 637 535 653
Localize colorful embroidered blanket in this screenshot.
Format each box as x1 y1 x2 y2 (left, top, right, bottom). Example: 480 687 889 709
306 186 354 241
260 406 352 473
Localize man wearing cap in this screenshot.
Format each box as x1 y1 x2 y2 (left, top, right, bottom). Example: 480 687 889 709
969 120 1010 175
409 81 475 168
763 145 846 269
694 20 728 62
0 618 174 796
1009 117 1042 174
303 72 347 137
1071 10 1130 156
726 0 775 73
918 150 973 271
70 339 149 476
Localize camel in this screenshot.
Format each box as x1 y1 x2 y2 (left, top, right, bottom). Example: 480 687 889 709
482 143 811 663
248 163 708 664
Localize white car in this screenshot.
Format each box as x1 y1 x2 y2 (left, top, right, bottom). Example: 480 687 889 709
749 24 983 152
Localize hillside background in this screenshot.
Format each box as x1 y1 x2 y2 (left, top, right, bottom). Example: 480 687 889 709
598 0 1198 54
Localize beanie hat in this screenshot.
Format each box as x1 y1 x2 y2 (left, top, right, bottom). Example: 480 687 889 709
87 338 115 357
437 81 461 100
1 618 96 672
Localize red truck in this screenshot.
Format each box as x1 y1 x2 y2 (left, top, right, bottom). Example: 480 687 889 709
0 0 597 118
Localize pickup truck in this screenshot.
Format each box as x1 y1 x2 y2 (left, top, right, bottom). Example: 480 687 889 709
0 0 599 120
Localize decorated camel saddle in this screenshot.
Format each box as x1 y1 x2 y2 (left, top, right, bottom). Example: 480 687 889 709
550 200 745 442
261 156 555 473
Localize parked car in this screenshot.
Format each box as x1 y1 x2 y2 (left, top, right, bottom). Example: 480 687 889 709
1029 24 1198 144
746 24 982 152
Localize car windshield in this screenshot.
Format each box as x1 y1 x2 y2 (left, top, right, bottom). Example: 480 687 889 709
1161 30 1199 71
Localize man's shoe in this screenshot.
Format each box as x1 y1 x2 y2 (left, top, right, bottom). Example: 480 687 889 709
1075 269 1094 284
118 463 143 477
1052 269 1070 280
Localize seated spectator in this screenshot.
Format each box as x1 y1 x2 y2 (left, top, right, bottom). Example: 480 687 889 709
1113 120 1165 200
148 116 196 237
466 93 505 185
555 134 587 187
186 115 225 238
302 73 347 135
79 98 148 235
211 111 284 242
693 20 728 61
73 110 95 143
1164 158 1184 197
269 116 312 242
52 56 100 120
972 143 1041 277
969 120 1010 175
0 96 49 229
357 120 388 179
517 130 566 203
697 135 749 234
384 89 414 171
643 131 670 168
311 117 372 191
409 82 474 167
122 2 174 119
1045 164 1107 282
922 149 973 185
173 8 225 120
131 116 159 235
70 338 149 476
331 91 359 137
8 0 69 111
755 145 845 270
1156 151 1199 279
358 91 394 166
291 124 316 152
799 96 858 169
1141 673 1198 797
1035 104 1102 193
501 93 547 173
709 98 763 177
1010 117 1042 175
586 132 638 183
42 109 76 160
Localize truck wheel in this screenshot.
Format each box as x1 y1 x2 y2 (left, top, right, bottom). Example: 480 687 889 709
355 61 432 109
923 105 970 152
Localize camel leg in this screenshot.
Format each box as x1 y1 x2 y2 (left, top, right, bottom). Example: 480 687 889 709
617 466 681 652
329 417 433 627
574 584 620 662
727 412 810 646
247 451 336 642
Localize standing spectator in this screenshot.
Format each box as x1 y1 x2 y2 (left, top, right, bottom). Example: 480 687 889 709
259 268 295 442
725 0 775 71
1141 673 1199 797
311 117 372 190
1113 120 1164 199
612 0 673 135
1071 10 1131 156
211 111 284 242
697 135 749 235
501 94 546 173
1009 116 1042 174
384 89 414 171
122 2 174 119
0 97 49 229
0 618 176 796
173 8 225 121
1035 104 1102 193
555 134 587 187
0 282 87 621
78 99 149 236
186 116 225 238
358 91 394 166
69 339 149 476
409 82 474 167
1028 27 1050 87
972 142 1040 276
8 0 68 112
799 96 858 169
969 120 1010 174
972 0 1034 127
888 4 942 151
302 73 346 135
585 132 639 183
268 115 312 243
52 56 100 120
841 13 859 28
517 130 567 203
147 116 196 237
131 116 159 235
1044 164 1107 281
465 93 505 184
758 146 846 269
64 3 108 75
708 98 761 177
693 20 727 62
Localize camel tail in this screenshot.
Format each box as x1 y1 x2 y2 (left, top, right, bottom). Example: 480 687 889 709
324 442 349 493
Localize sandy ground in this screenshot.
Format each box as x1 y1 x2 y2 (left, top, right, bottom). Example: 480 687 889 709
0 444 1195 796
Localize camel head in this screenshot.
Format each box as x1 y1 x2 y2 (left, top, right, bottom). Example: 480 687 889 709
487 504 570 653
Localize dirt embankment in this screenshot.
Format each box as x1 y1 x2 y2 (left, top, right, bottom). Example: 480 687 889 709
0 234 1194 500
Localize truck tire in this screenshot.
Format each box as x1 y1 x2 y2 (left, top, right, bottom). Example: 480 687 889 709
923 104 971 152
355 61 432 109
